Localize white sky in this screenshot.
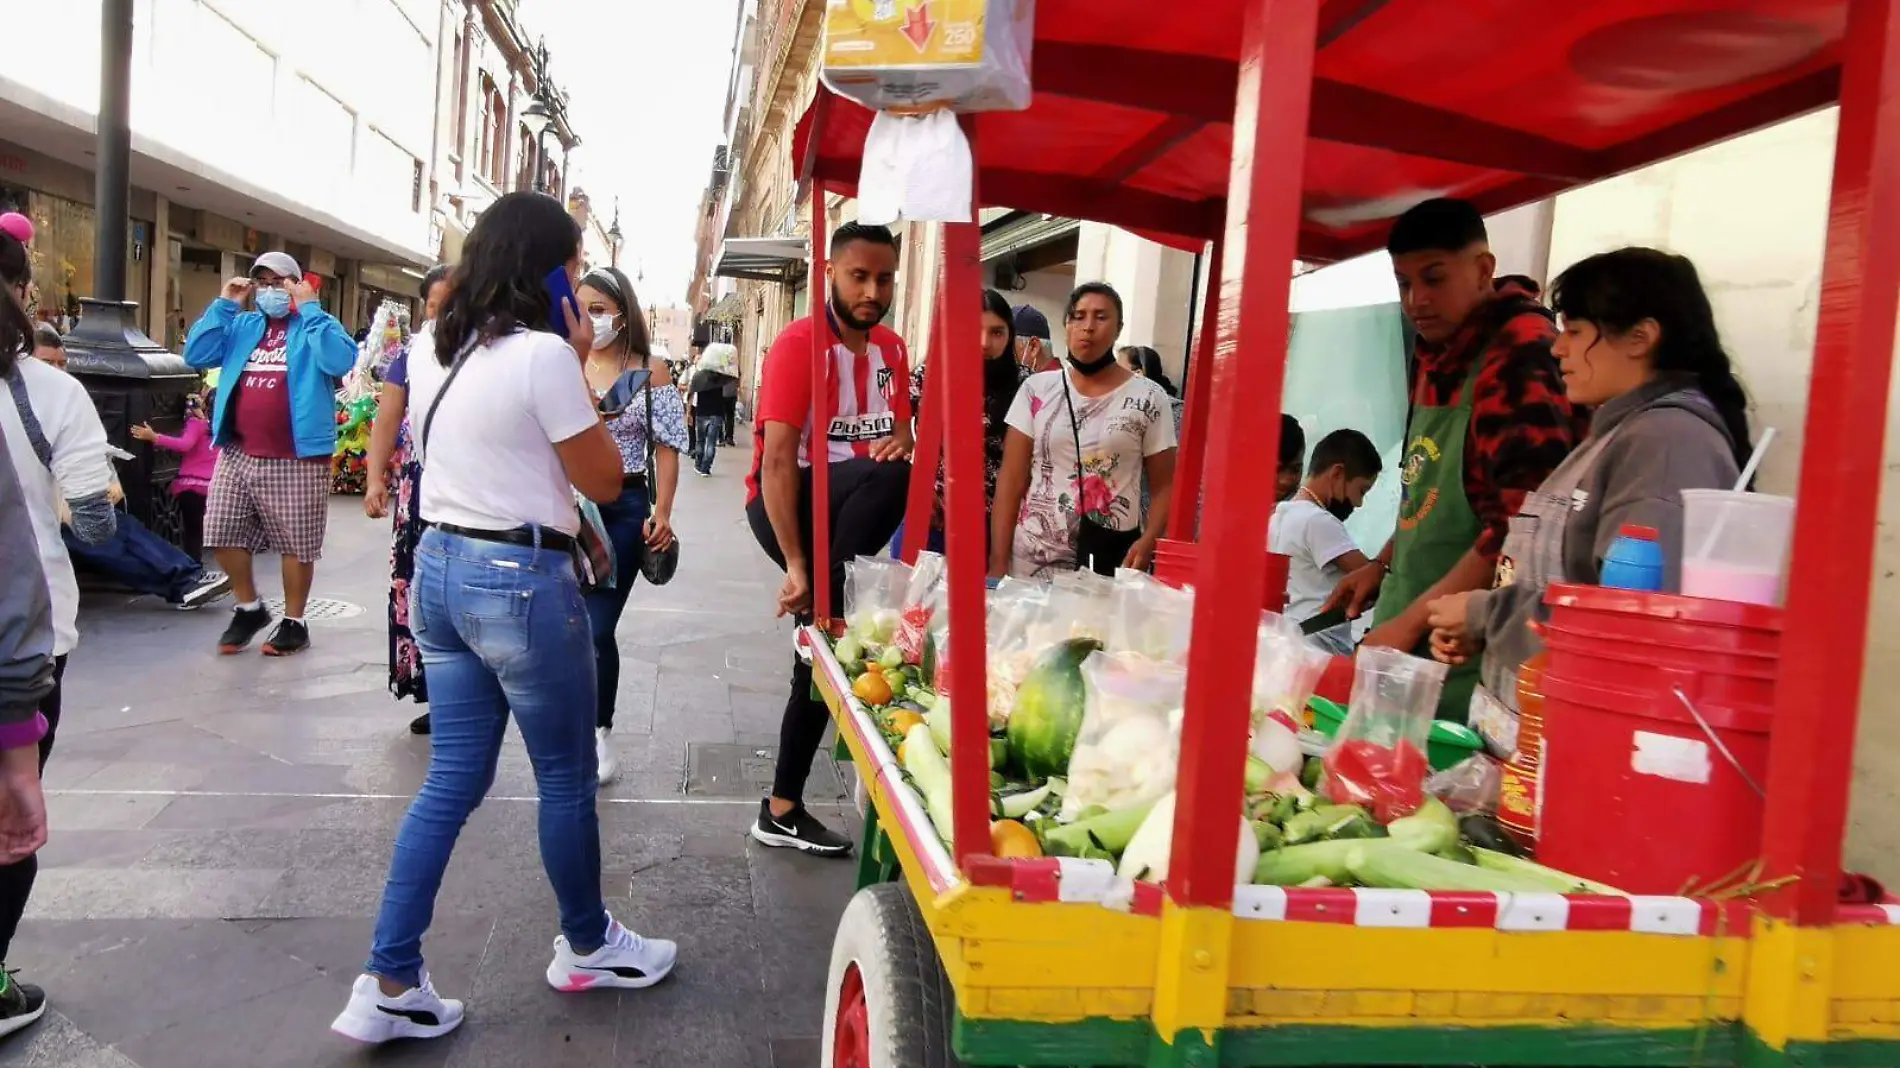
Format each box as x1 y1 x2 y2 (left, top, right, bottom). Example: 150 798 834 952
518 0 744 307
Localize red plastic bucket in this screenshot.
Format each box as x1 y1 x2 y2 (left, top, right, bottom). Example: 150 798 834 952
1534 584 1781 894
1151 538 1288 613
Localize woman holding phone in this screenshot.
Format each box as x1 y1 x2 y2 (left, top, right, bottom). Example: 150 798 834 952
577 265 686 784
331 192 676 1046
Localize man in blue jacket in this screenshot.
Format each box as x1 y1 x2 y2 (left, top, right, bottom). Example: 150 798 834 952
184 251 356 657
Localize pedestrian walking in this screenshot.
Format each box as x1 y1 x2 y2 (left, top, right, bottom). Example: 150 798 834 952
0 210 108 1036
746 222 913 857
183 251 357 657
364 264 451 735
721 373 738 446
131 387 216 561
331 192 675 1046
578 265 685 783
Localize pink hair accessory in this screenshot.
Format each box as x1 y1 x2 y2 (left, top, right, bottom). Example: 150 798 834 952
0 213 32 244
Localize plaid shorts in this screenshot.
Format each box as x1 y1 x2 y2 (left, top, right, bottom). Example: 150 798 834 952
204 450 332 562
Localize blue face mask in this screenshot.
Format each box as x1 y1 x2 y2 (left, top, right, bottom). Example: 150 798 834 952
255 287 292 319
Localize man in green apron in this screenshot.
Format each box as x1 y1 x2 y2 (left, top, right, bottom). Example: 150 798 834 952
1325 198 1581 720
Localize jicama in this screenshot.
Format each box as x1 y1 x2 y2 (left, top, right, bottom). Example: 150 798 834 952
1115 792 1258 886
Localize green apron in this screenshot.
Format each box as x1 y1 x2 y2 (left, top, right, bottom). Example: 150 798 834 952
1374 356 1486 720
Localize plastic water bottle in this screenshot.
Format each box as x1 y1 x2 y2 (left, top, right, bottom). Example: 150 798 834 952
1600 524 1665 592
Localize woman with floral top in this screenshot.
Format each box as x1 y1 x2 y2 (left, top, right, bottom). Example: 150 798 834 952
578 266 686 785
990 282 1178 578
906 288 1027 553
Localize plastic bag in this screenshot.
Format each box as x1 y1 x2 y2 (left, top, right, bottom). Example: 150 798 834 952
1250 613 1331 773
984 578 1050 730
1321 647 1448 823
893 550 946 665
1060 651 1185 820
1032 569 1115 647
844 555 910 648
1425 753 1502 815
822 0 1037 114
1108 570 1194 663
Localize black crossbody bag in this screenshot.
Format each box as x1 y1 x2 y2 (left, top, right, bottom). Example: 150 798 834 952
1060 377 1142 576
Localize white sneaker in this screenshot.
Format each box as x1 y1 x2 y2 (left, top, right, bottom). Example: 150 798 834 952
596 727 618 785
546 915 678 992
330 972 464 1044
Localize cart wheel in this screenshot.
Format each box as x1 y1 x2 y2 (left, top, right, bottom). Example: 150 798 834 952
822 883 963 1068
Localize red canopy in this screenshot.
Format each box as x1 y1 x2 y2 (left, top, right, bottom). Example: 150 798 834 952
794 0 1846 260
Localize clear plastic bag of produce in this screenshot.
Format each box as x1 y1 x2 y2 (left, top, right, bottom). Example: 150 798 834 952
822 0 1037 114
1060 650 1185 821
1108 571 1194 663
1250 612 1332 776
893 550 946 665
1031 569 1115 647
1425 753 1502 815
984 578 1050 730
844 555 910 649
1321 646 1448 823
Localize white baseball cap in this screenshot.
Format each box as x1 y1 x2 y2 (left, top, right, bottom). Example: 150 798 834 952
250 251 302 281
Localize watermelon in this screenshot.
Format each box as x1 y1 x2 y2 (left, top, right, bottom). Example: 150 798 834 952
1005 638 1101 780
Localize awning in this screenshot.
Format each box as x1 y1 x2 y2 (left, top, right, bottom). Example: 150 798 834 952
704 292 746 323
982 212 1081 262
715 236 810 283
795 0 1848 263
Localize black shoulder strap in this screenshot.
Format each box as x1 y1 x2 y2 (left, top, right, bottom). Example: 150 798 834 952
5 367 54 471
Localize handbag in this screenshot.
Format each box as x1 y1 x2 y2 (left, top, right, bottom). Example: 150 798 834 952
421 341 614 590
1060 375 1142 576
634 361 679 586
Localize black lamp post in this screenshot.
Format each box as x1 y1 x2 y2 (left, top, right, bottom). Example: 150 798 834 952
520 40 556 195
69 0 195 544
607 199 623 269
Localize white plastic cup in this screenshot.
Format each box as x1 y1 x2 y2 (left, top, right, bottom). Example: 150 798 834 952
1680 489 1795 606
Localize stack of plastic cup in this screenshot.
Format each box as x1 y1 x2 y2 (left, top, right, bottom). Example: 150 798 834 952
1680 489 1795 606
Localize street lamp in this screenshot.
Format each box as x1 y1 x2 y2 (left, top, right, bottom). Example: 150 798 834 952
607 198 623 269
520 99 552 194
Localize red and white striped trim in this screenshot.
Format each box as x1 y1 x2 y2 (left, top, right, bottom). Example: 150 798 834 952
983 858 1751 935
804 626 959 894
1836 903 1900 925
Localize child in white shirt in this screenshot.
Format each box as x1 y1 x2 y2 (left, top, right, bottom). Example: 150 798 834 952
1270 428 1382 655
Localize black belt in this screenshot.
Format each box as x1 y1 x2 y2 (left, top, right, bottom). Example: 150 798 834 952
621 472 648 491
432 522 575 553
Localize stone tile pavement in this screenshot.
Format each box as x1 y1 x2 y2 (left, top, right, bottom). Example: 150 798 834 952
2 437 859 1068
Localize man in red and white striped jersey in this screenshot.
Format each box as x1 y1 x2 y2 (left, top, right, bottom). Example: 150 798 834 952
745 222 913 857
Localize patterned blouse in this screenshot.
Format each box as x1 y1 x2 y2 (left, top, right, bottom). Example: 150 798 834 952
599 377 690 475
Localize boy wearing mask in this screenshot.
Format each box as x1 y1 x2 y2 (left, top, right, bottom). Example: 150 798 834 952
1273 428 1381 654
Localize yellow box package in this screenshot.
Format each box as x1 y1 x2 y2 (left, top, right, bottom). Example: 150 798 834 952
822 0 1035 113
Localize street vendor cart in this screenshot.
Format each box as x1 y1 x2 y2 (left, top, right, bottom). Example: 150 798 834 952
792 1 1900 1064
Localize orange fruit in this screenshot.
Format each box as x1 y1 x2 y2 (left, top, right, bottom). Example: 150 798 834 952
990 819 1042 859
886 710 926 737
852 672 893 706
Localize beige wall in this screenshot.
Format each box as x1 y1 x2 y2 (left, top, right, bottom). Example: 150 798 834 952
1546 107 1900 881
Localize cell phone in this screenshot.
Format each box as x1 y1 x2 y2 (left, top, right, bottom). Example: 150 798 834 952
544 266 578 339
599 368 654 417
1301 604 1351 636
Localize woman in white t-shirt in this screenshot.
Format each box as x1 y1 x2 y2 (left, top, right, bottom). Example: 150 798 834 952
990 282 1178 578
332 193 677 1047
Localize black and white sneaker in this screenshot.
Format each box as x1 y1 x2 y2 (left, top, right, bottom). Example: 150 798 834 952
0 968 46 1039
546 914 677 992
408 712 432 736
177 571 232 611
261 619 310 657
751 800 853 856
217 604 273 654
330 972 463 1044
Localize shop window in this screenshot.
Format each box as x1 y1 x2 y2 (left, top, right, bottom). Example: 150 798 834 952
413 159 425 212
478 74 507 186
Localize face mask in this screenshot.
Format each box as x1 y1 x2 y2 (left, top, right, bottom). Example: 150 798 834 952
1068 351 1118 377
1327 498 1357 522
590 314 620 351
255 287 291 319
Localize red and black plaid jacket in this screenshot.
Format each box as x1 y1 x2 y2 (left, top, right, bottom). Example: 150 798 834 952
1412 280 1586 560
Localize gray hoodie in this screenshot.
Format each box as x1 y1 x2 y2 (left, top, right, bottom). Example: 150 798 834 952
0 426 55 748
1465 375 1741 706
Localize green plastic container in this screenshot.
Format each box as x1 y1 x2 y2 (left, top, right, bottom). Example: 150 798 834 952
1306 696 1483 772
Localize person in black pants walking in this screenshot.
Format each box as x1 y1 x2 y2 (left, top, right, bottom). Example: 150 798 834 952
744 222 913 856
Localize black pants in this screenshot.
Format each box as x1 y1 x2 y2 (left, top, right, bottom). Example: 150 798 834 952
0 655 64 963
747 458 911 804
722 405 737 447
178 489 207 562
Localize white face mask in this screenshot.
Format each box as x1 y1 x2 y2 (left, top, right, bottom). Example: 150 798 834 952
590 313 620 351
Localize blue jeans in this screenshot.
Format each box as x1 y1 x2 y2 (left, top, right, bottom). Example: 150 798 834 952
583 484 651 731
367 528 608 987
62 512 203 602
693 425 717 475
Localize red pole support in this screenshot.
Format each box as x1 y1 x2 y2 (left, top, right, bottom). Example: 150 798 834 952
1167 0 1320 908
1758 0 1900 925
1166 240 1224 542
808 182 836 624
899 282 947 564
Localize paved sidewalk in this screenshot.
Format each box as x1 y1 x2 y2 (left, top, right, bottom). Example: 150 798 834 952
4 436 857 1068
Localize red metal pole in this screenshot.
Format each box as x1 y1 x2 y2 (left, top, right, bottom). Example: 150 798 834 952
1758 0 1900 925
944 122 991 867
808 181 835 624
899 282 947 564
1166 240 1224 542
1167 0 1319 907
